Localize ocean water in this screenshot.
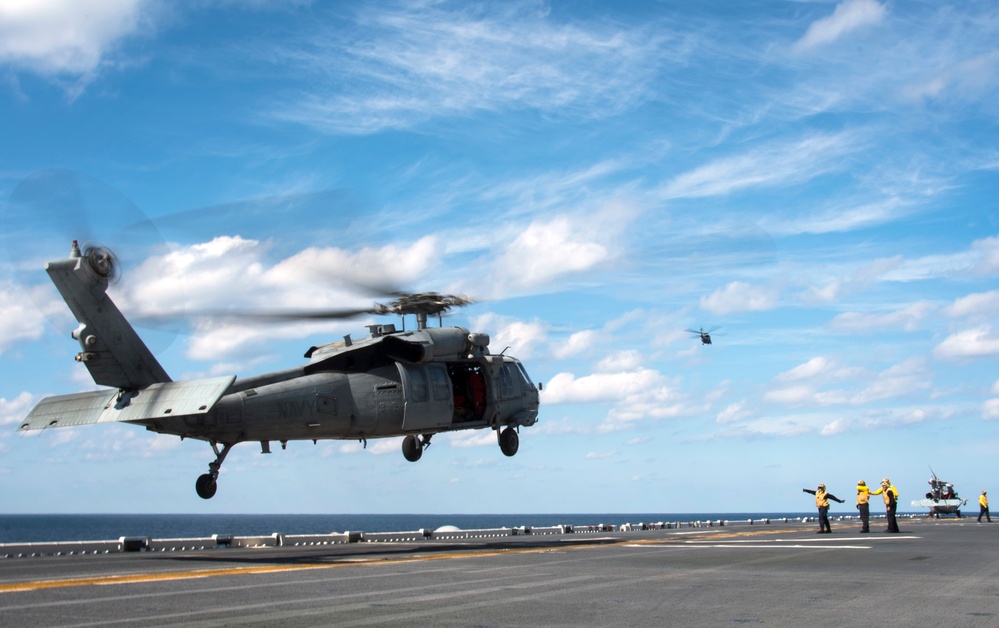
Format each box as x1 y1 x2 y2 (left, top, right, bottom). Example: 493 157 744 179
0 512 828 544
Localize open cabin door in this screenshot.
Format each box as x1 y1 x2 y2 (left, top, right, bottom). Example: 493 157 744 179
398 362 453 431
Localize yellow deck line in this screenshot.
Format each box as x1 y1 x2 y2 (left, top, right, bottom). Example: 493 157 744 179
0 564 334 593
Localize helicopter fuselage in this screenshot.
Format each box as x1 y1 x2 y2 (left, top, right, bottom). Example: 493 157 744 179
141 335 539 446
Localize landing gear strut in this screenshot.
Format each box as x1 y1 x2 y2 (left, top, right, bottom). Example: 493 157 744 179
498 426 519 457
195 442 233 499
402 434 431 462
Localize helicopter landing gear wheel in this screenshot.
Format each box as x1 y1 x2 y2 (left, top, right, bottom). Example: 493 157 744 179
195 442 233 499
402 435 423 462
498 426 519 457
195 474 217 499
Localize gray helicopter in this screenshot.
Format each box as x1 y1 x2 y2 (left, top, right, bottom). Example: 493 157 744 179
685 326 721 345
18 241 541 499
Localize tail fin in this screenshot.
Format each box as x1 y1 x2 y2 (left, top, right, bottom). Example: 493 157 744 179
46 241 171 389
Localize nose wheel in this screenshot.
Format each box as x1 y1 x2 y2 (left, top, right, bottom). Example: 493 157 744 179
498 426 519 457
195 442 233 499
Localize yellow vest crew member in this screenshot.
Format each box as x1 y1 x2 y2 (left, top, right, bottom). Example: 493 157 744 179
979 491 991 523
871 478 900 533
803 483 846 534
856 480 871 533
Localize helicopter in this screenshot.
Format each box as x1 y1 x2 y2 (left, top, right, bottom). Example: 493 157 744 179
17 241 541 499
685 326 720 345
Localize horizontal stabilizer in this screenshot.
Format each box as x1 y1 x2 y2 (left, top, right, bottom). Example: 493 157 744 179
19 375 236 431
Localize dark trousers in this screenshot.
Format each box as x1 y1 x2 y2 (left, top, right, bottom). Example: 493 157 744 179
858 503 869 531
818 506 831 532
979 506 991 522
886 506 899 532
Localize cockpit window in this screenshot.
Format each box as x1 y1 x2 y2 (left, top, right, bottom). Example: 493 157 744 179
515 361 534 387
499 364 522 399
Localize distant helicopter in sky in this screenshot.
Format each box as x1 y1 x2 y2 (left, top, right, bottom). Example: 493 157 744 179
685 326 721 345
18 241 542 500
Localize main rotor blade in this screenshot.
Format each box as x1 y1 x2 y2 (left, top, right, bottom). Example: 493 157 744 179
181 306 380 323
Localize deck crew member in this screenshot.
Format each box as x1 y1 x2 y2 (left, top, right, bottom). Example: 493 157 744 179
871 478 900 533
803 483 845 533
979 491 991 523
856 480 871 533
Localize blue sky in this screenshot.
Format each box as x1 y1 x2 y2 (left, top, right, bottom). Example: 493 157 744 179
1 0 998 515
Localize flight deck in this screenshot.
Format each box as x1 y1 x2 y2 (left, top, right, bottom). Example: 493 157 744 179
0 516 996 626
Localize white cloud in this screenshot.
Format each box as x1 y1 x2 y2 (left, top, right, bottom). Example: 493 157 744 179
595 350 642 372
543 368 666 404
716 400 749 424
0 391 36 427
0 279 67 352
445 430 496 449
765 358 929 407
881 236 999 282
338 437 401 455
700 281 778 315
126 236 268 315
551 329 597 359
765 385 815 405
270 237 441 293
532 417 589 436
798 256 908 306
714 413 826 439
858 406 951 429
122 236 449 361
793 0 887 53
541 368 696 433
984 399 999 420
775 357 831 383
819 418 847 436
804 279 842 304
946 290 999 319
830 302 935 333
716 401 952 440
935 326 999 361
853 358 930 404
492 216 609 292
470 312 548 362
0 0 151 93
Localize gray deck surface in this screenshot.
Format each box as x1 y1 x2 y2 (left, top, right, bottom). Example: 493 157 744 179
0 517 996 627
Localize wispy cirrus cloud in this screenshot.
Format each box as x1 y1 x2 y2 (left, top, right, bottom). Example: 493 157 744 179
660 133 858 200
792 0 887 53
267 2 679 133
830 302 936 333
700 281 779 315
